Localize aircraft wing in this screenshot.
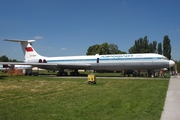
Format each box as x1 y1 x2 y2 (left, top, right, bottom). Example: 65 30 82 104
0 62 91 70
31 63 91 70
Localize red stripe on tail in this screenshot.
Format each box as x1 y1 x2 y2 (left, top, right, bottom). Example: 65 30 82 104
25 47 33 52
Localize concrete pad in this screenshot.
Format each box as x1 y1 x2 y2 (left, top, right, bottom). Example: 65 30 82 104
161 76 180 120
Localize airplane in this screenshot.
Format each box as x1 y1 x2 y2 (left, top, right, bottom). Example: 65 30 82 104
0 39 175 76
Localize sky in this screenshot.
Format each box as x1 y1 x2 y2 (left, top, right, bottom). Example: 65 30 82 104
0 0 180 61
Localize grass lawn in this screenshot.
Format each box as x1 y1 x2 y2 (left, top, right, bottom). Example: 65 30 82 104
0 76 169 120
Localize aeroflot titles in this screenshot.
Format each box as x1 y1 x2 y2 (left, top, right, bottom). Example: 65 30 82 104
100 54 134 58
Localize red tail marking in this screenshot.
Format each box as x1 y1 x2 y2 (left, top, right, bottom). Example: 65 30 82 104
25 47 33 52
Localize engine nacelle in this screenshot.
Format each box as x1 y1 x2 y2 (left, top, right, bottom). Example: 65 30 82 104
25 59 47 63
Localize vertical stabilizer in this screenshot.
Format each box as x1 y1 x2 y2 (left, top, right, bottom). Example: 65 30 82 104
4 39 43 60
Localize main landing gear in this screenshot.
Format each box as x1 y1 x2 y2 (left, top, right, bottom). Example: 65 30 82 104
57 71 68 76
56 69 79 76
69 69 79 76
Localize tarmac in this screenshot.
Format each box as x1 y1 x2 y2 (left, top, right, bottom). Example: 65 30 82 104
161 75 180 120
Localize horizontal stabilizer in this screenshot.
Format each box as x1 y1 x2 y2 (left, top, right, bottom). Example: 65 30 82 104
4 39 35 43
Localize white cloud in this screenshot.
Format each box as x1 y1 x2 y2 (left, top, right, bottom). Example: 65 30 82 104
169 30 173 33
122 0 126 4
121 0 128 6
34 36 43 40
61 48 67 51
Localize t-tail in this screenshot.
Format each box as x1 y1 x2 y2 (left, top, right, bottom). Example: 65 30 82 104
4 39 44 61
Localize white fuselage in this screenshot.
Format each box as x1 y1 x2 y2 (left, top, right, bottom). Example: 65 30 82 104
25 53 173 71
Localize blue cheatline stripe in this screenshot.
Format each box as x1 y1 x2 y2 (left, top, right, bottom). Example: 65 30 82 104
46 57 163 63
47 59 96 63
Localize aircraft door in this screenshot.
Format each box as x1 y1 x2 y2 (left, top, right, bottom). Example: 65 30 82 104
97 58 99 63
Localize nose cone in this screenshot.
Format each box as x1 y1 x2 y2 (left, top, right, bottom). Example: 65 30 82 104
169 60 175 67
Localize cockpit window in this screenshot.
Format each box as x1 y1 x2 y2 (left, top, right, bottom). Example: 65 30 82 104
163 57 168 60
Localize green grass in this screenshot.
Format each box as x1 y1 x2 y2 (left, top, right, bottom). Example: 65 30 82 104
0 76 169 120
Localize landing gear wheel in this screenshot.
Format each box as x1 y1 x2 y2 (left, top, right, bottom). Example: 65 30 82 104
62 72 68 76
75 72 79 76
70 72 75 76
57 72 62 76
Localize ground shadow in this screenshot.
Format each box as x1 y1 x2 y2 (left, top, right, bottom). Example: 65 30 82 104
0 75 8 80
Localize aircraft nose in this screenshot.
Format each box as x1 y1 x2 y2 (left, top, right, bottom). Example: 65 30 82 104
169 60 175 67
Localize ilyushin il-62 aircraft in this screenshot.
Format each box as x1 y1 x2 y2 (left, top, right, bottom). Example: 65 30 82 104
1 39 175 76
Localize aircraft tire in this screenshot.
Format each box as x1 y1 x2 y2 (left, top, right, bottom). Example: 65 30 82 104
70 72 75 76
57 72 62 76
75 72 79 76
62 72 68 76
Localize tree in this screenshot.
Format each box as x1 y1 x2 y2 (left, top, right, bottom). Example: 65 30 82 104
128 36 150 53
98 42 109 55
108 44 119 54
148 43 154 53
134 39 141 53
143 36 149 53
129 39 141 53
128 46 136 53
9 59 17 62
163 35 171 59
152 41 157 53
128 36 160 54
175 61 180 73
0 55 9 62
86 43 126 55
118 50 127 54
0 55 18 62
157 43 162 55
86 44 100 55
